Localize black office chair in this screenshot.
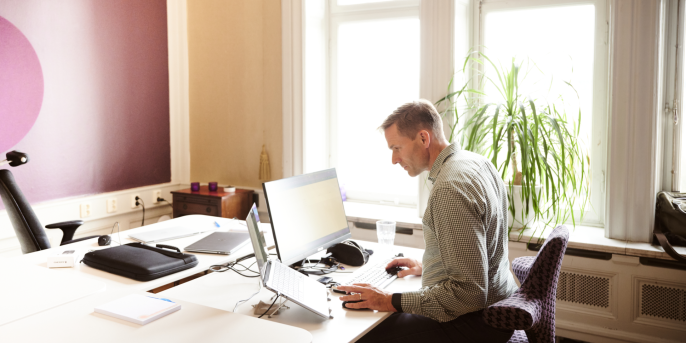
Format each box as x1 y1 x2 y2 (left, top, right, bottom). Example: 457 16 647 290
0 169 99 254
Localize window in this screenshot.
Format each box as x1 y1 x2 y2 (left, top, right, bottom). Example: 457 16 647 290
472 0 608 226
664 0 685 192
670 0 686 192
304 0 421 206
293 0 608 224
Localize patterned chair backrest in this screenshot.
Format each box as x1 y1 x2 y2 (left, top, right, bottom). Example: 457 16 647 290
483 225 569 343
519 225 568 342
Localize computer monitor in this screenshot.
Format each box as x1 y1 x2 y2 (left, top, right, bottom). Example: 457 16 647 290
262 168 351 266
245 203 268 275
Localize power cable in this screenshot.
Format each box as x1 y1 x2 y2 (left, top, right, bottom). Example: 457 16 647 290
135 196 145 226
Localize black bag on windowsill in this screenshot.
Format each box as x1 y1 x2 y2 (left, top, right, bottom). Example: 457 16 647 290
653 191 686 263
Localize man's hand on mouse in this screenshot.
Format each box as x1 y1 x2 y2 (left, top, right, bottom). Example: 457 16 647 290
336 283 396 312
386 257 422 278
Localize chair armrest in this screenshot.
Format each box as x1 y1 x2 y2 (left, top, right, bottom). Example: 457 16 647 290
512 256 535 284
62 235 100 245
45 220 84 245
483 293 540 331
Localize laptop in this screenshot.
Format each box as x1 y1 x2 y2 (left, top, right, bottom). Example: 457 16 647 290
184 231 250 255
128 226 215 243
245 204 331 319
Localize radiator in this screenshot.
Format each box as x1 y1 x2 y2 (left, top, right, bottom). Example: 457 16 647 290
557 271 611 309
639 283 686 323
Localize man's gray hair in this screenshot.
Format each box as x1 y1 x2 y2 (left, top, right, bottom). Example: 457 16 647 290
380 99 445 140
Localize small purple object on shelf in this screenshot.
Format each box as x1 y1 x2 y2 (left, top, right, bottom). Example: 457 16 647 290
208 182 218 192
191 182 200 192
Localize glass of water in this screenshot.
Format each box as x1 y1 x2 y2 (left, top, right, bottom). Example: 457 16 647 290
376 220 396 254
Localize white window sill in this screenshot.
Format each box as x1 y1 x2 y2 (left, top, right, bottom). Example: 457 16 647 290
344 201 422 230
344 201 686 262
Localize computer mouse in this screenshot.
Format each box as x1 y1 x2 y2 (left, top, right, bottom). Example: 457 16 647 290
98 235 111 246
342 300 364 309
385 266 403 276
331 284 347 294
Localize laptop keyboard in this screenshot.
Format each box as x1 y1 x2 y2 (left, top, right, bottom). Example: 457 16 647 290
271 262 305 301
342 257 398 289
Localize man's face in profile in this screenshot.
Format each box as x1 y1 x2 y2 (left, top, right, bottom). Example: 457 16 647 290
384 124 427 177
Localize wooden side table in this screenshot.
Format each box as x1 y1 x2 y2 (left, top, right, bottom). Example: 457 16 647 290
171 186 255 220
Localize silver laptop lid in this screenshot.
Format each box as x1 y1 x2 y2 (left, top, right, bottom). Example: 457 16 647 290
246 204 269 276
183 231 250 255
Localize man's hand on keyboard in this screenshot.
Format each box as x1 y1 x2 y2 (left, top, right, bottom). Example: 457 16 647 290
336 283 396 312
386 258 422 278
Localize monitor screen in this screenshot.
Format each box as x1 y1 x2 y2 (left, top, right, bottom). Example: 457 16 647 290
246 203 269 276
262 168 351 266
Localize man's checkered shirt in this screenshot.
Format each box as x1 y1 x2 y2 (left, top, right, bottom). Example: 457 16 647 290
398 143 519 322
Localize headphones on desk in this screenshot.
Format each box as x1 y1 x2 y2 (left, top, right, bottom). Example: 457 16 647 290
292 254 340 275
291 240 373 275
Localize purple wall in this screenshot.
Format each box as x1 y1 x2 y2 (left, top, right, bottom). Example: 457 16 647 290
0 0 171 207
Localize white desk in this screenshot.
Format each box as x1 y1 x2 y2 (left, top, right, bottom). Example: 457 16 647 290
0 264 106 326
0 215 311 343
159 244 425 343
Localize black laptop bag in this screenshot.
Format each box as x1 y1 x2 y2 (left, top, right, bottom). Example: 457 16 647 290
654 191 686 263
82 243 199 281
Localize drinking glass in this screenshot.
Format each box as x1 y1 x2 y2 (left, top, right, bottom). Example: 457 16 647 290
376 220 396 254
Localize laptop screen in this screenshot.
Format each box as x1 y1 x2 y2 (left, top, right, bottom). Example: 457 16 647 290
246 204 269 274
262 168 351 266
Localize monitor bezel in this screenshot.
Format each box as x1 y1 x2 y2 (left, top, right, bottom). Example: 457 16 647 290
262 168 352 267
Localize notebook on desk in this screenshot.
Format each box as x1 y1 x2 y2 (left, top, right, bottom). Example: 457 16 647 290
95 294 181 325
245 204 332 319
128 226 214 243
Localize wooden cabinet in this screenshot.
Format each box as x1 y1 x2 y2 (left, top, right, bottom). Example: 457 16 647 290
171 187 254 220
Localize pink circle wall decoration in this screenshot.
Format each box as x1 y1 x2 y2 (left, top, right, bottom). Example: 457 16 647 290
0 16 44 153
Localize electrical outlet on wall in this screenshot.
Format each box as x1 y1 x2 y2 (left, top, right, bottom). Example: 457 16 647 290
131 194 140 208
80 203 92 218
153 190 162 204
107 198 117 213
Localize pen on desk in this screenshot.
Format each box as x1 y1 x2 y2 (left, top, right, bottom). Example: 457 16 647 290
214 221 221 228
147 296 175 303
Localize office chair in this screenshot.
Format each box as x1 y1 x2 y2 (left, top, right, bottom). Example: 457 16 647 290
482 225 569 343
0 169 99 254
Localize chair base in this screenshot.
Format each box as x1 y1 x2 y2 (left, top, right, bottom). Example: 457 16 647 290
508 330 527 342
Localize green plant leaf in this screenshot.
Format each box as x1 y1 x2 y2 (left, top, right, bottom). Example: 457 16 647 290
437 52 591 238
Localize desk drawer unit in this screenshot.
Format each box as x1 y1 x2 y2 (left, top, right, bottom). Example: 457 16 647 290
171 187 254 220
173 200 219 216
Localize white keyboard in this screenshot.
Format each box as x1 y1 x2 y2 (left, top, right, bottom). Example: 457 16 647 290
342 257 399 289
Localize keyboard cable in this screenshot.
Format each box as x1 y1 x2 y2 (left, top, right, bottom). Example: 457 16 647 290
257 293 282 319
231 256 268 312
209 254 261 278
233 278 263 312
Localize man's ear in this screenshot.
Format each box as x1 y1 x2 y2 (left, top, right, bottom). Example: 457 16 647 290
418 130 431 147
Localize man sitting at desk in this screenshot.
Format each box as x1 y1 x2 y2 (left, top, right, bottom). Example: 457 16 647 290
337 100 518 343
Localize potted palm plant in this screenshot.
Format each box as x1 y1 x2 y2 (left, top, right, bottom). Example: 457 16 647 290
435 52 590 238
